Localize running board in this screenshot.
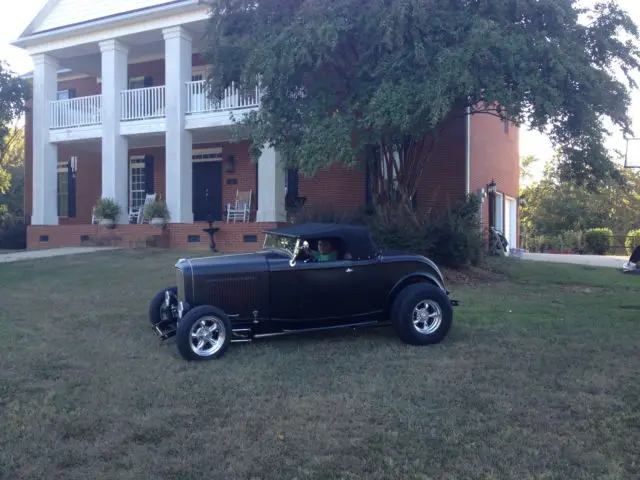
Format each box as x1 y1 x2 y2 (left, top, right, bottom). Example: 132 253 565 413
253 320 380 339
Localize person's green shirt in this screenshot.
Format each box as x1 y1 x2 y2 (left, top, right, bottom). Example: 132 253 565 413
310 250 337 262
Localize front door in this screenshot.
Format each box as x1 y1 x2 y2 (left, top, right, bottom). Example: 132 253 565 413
192 161 222 221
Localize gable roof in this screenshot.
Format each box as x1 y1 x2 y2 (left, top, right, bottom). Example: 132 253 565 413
18 0 193 39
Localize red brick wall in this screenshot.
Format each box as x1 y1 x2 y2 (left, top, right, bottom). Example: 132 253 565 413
415 114 467 212
469 113 520 245
26 222 286 253
298 163 366 213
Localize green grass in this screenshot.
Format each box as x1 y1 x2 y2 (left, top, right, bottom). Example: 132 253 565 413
1 250 639 479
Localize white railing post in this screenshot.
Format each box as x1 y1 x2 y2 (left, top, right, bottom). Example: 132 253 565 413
183 79 262 115
120 86 166 121
49 94 103 129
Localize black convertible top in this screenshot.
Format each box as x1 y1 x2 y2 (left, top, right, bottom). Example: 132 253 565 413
264 222 378 260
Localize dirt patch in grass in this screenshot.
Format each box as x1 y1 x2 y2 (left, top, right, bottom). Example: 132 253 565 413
1 250 639 479
442 265 507 286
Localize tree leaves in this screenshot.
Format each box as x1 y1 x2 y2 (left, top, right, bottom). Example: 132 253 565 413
202 0 640 190
0 62 28 202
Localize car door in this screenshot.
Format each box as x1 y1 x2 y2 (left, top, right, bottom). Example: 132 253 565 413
292 257 384 324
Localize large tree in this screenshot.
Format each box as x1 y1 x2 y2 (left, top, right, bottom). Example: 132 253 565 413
203 0 640 212
0 61 28 196
520 151 640 236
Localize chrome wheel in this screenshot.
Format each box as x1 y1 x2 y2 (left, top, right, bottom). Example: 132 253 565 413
189 316 226 357
412 299 442 335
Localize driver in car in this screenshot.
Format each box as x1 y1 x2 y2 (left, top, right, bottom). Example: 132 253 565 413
308 238 338 262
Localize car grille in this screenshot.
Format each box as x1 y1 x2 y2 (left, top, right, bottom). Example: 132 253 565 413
176 268 185 301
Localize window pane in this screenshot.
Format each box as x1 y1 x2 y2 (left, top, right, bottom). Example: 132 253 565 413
129 163 146 211
57 172 69 217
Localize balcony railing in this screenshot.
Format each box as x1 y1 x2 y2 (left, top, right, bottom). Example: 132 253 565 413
50 95 102 129
47 81 262 130
121 86 166 121
186 80 261 114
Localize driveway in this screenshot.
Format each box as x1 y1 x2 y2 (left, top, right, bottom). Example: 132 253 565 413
0 247 120 263
520 252 628 269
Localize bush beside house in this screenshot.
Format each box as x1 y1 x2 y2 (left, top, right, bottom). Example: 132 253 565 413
292 194 485 268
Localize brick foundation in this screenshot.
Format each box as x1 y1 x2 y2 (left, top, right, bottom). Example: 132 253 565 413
26 222 286 252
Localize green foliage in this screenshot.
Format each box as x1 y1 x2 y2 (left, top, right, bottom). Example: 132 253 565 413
293 195 484 268
1 63 29 191
204 0 640 192
0 212 26 249
625 229 640 256
584 228 614 255
520 154 640 238
93 198 121 220
143 199 171 222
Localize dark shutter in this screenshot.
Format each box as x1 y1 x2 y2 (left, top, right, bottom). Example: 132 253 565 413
144 155 155 194
67 161 76 218
287 168 299 198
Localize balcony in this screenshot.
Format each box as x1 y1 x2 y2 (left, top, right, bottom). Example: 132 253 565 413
47 81 262 141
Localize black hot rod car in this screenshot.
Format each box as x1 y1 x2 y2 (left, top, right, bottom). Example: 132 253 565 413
149 222 458 360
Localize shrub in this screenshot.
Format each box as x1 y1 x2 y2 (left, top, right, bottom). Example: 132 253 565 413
294 194 484 268
143 199 171 222
0 213 26 250
93 197 121 220
583 228 614 255
561 230 585 253
625 229 640 256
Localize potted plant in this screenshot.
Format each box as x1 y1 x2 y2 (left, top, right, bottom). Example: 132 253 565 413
94 197 121 228
143 199 171 228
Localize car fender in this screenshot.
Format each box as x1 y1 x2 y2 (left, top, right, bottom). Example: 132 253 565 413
385 272 446 316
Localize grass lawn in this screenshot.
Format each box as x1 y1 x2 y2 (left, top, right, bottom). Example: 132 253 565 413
1 250 639 479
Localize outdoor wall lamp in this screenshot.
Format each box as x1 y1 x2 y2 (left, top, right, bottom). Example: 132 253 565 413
224 154 236 173
487 179 497 195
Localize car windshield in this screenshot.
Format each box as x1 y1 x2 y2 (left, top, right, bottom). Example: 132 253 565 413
263 233 298 257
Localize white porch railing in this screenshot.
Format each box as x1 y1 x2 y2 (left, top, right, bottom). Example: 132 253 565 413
186 80 261 114
50 95 102 129
120 86 166 121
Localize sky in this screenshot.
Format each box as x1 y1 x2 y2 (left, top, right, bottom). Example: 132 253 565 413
2 0 640 183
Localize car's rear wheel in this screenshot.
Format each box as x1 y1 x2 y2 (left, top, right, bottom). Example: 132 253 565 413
176 305 232 361
391 283 452 345
148 286 177 327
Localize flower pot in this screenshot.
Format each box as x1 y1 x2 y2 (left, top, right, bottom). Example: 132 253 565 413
99 218 115 228
151 217 166 228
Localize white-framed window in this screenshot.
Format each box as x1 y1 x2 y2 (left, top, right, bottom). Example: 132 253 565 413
191 66 211 82
57 89 75 100
192 147 223 163
57 160 69 217
129 156 147 211
128 76 146 89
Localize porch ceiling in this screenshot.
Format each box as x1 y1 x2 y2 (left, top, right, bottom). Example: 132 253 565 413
49 19 209 79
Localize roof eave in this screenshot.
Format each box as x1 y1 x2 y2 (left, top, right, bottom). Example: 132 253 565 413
10 0 205 51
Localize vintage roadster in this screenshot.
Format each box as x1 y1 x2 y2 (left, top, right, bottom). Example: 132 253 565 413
149 222 458 360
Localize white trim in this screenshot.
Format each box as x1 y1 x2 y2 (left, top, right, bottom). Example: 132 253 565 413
192 147 223 163
13 2 207 53
465 106 471 195
504 195 518 249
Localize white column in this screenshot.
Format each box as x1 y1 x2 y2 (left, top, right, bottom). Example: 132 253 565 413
31 54 59 225
256 145 286 222
163 26 193 223
99 39 129 223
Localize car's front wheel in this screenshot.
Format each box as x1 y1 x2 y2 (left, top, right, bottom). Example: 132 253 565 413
391 283 453 345
176 306 232 360
149 286 177 327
